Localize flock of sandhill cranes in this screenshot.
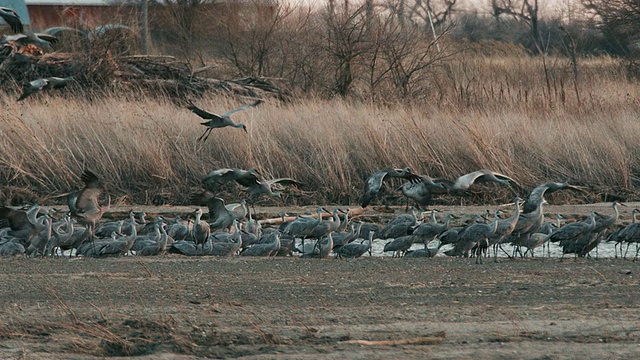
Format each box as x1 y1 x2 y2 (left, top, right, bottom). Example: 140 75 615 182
2 6 638 262
1 166 639 262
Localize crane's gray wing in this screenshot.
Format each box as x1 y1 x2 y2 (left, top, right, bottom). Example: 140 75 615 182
187 102 224 123
17 80 46 101
47 77 74 89
207 197 230 221
234 171 261 187
523 182 587 213
75 170 105 211
221 100 263 117
267 178 302 187
452 169 516 190
202 168 234 184
35 33 58 44
190 189 218 206
0 7 23 34
67 189 79 214
360 170 389 207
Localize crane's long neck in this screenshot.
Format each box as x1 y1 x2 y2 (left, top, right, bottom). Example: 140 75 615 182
490 212 500 233
612 203 620 222
333 209 340 224
26 205 41 225
127 219 137 239
587 213 596 229
509 201 521 227
159 227 168 250
339 211 349 232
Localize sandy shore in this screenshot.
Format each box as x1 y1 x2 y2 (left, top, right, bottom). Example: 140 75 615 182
1 254 639 359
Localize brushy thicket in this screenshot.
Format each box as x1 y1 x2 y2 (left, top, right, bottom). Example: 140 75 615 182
1 1 640 206
1 55 639 206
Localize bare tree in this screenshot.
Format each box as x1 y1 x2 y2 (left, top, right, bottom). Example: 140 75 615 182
217 1 297 77
582 0 640 54
322 4 371 97
157 0 213 64
383 0 457 30
491 0 542 52
381 21 454 98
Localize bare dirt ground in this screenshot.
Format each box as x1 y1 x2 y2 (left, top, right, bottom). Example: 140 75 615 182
2 203 640 359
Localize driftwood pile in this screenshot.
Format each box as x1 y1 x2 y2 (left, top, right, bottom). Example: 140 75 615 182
0 49 290 101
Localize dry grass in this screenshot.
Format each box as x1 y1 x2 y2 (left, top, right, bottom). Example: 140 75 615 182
1 55 639 206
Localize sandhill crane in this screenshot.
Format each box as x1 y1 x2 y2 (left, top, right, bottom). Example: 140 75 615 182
411 214 453 251
190 208 210 251
404 247 440 258
335 231 374 258
137 225 169 256
26 215 52 257
282 207 324 249
240 233 280 256
583 201 625 258
303 232 335 259
0 204 38 230
0 240 25 256
487 198 521 260
138 216 166 235
16 76 73 101
383 235 417 258
505 199 547 257
202 168 261 191
377 208 418 240
47 215 75 256
68 170 111 247
607 209 639 258
397 175 447 209
210 225 243 256
548 212 597 261
94 231 138 258
0 204 44 239
360 168 422 208
330 222 360 249
539 214 563 257
619 210 640 260
95 219 124 238
455 210 500 264
131 222 162 252
0 7 23 33
358 222 381 239
167 239 200 256
244 206 261 234
187 99 263 141
520 227 554 257
308 208 342 240
168 216 191 241
243 177 302 206
434 169 520 197
2 32 58 49
190 190 240 231
522 182 587 214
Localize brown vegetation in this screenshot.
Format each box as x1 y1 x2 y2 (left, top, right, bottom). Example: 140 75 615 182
0 54 638 206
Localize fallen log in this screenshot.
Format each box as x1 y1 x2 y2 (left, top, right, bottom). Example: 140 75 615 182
340 334 445 346
258 207 370 225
